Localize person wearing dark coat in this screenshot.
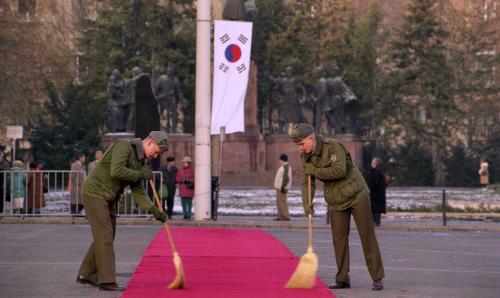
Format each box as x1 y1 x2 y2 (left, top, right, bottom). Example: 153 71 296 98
366 157 387 226
159 156 178 219
0 151 12 213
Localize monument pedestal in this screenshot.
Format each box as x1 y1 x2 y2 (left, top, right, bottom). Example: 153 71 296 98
101 132 135 148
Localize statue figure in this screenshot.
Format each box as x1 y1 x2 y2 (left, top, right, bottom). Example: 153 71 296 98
134 73 160 139
314 64 357 135
223 0 258 22
154 62 187 133
269 66 307 134
106 69 127 132
124 66 143 132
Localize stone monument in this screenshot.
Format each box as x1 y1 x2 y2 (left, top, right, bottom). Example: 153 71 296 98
154 62 187 133
106 69 127 132
103 67 160 148
269 66 307 134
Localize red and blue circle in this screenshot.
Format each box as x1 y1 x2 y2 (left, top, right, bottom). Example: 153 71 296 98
225 44 242 63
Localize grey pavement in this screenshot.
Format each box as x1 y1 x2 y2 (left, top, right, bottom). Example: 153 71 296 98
0 216 499 297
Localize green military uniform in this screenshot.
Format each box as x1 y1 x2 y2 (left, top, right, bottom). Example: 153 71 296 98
78 138 164 285
292 124 384 286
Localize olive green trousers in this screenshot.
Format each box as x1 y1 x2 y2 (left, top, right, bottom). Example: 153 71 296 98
78 195 117 284
276 190 290 220
329 197 385 283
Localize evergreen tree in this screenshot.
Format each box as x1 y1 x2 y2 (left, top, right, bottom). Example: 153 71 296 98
445 2 500 147
339 5 384 135
385 0 459 185
443 143 478 186
253 0 291 131
28 82 106 170
392 139 434 186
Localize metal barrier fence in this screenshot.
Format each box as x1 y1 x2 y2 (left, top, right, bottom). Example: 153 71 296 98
0 170 163 217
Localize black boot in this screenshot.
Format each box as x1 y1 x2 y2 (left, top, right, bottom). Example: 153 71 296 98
99 283 126 291
372 279 384 291
328 282 351 289
76 275 98 287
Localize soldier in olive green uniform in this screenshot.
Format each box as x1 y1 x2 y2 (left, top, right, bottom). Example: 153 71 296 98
76 131 169 291
290 123 385 291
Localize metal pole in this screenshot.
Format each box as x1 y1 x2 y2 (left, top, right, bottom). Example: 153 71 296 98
217 127 225 182
194 0 212 221
12 138 16 162
326 205 330 225
442 189 447 226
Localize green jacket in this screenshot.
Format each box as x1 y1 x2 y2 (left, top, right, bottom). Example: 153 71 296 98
301 135 369 211
83 139 153 211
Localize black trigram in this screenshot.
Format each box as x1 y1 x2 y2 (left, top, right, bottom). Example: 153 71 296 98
218 63 229 73
236 64 247 74
237 34 248 44
220 34 230 44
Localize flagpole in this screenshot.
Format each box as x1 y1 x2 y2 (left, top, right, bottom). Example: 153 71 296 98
194 0 211 221
217 126 225 183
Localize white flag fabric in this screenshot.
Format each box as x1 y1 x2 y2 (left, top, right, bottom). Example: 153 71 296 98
211 20 253 134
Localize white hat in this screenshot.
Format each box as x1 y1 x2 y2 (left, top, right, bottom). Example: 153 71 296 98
183 156 192 163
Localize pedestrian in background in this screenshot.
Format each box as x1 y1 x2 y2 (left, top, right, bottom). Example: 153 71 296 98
0 151 12 213
159 156 178 219
273 154 291 221
8 160 26 214
366 157 387 226
87 150 103 175
70 153 86 214
479 159 489 188
176 156 194 220
290 123 385 291
26 160 47 215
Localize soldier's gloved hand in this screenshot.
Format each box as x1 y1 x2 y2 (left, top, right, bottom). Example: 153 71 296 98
280 186 287 193
303 163 315 176
140 168 154 180
304 204 315 216
149 206 167 223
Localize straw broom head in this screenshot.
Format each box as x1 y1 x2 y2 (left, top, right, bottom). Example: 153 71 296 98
167 252 185 289
285 175 318 288
285 246 318 288
148 180 186 290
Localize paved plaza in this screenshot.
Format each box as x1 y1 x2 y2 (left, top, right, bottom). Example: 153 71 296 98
0 219 499 297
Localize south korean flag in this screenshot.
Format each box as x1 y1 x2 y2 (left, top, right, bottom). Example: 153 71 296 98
211 20 253 135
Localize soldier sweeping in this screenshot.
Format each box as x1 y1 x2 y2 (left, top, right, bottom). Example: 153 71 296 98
77 131 169 291
290 123 385 291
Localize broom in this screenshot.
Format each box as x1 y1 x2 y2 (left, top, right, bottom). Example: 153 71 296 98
285 175 318 288
149 180 185 289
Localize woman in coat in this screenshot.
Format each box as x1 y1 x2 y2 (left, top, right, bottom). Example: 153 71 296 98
26 160 47 214
176 156 194 220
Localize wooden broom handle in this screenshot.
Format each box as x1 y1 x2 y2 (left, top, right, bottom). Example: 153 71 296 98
308 175 313 249
149 180 178 253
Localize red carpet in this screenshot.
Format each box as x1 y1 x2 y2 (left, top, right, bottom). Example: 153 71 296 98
122 227 334 298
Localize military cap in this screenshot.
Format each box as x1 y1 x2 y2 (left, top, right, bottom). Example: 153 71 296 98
148 131 169 153
289 123 315 143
